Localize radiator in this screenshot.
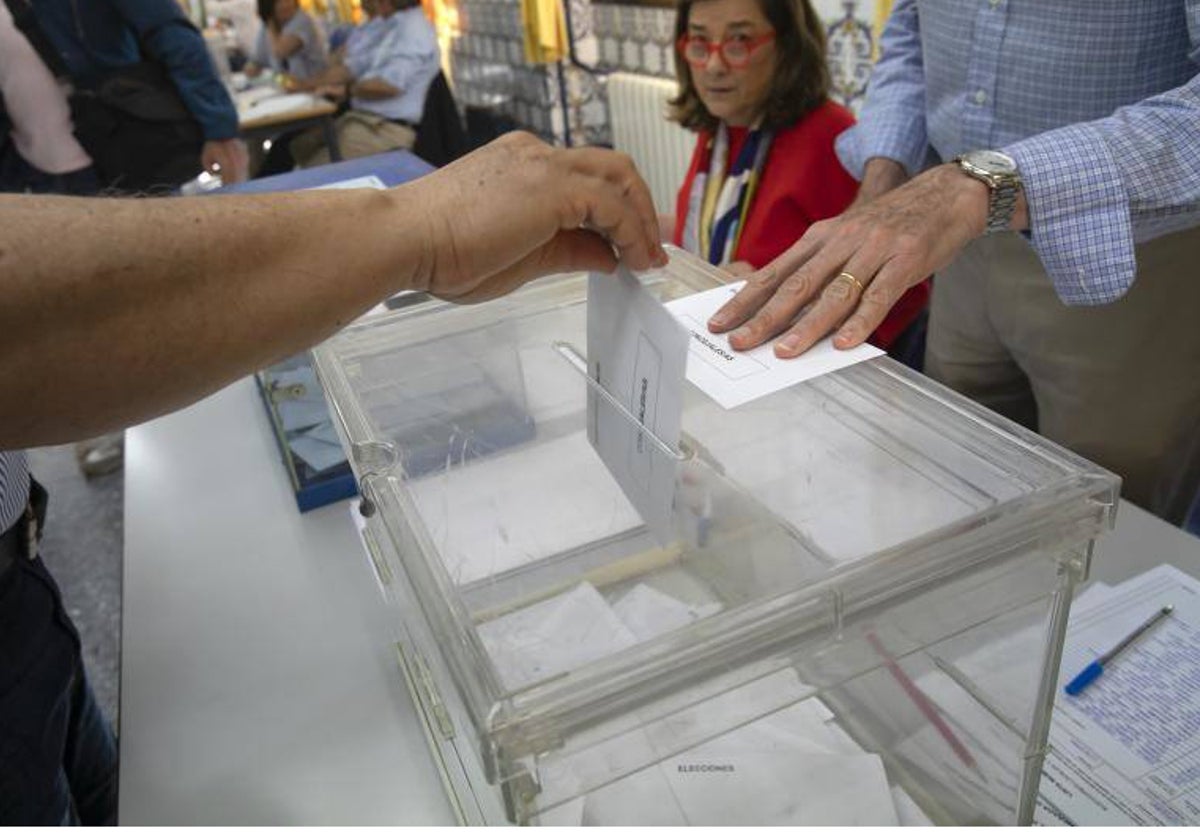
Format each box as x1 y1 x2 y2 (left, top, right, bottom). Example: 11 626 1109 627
606 72 695 216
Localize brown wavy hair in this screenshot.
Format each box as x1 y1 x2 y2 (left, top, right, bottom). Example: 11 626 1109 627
668 0 830 133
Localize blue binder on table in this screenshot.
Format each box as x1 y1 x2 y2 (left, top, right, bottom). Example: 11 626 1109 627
230 152 438 512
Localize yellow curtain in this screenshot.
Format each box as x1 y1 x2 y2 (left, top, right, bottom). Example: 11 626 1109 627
298 0 360 23
872 0 893 60
520 0 569 64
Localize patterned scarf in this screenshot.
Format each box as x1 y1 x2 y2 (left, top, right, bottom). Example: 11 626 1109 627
683 122 774 266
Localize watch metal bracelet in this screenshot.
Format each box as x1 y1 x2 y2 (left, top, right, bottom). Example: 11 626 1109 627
987 182 1017 234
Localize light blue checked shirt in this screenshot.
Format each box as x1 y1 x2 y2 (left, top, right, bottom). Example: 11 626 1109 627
836 0 1200 306
345 7 440 125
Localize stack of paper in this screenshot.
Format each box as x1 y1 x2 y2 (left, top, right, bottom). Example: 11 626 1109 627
1037 564 1200 826
475 581 906 825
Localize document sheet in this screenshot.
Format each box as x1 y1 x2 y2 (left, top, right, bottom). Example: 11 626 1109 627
587 268 690 544
1037 564 1200 825
664 282 883 409
309 174 387 191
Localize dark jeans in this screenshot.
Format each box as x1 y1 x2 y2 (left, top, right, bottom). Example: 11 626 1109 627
0 492 118 825
0 140 100 196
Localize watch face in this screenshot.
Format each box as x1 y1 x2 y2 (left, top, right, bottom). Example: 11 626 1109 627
964 150 1017 175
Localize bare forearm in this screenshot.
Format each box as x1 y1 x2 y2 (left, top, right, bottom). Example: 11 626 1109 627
936 163 1030 235
293 63 352 91
0 189 426 446
860 157 1028 231
853 157 910 207
351 77 400 100
0 133 668 446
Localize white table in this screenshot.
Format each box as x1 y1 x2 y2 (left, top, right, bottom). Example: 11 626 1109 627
120 378 455 825
1090 498 1200 583
120 376 1200 824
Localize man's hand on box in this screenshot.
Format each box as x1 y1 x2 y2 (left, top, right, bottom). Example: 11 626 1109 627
707 163 992 358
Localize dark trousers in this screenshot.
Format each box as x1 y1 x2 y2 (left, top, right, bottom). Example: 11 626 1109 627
0 484 118 825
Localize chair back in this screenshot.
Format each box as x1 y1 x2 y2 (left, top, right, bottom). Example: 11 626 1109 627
414 72 470 168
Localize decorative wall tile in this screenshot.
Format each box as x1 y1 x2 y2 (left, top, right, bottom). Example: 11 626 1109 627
652 8 674 42
593 4 674 81
601 36 620 68
642 40 664 77
621 39 642 74
824 0 875 109
446 0 884 148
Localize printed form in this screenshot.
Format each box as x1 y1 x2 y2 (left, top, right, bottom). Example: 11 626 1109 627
1037 564 1200 825
664 282 883 409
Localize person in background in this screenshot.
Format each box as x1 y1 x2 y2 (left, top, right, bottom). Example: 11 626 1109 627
333 0 385 60
286 0 439 165
244 0 329 83
23 0 248 184
706 0 1200 526
666 0 928 360
206 0 261 61
0 3 123 476
0 131 664 825
0 3 96 195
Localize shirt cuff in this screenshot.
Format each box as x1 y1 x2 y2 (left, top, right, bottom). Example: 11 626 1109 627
199 109 240 142
835 115 928 180
1004 124 1135 306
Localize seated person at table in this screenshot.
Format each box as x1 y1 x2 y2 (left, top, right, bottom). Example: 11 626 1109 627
332 0 386 60
667 0 928 357
286 0 439 166
244 0 329 82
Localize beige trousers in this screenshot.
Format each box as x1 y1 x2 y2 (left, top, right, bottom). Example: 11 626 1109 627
290 110 416 168
926 228 1200 523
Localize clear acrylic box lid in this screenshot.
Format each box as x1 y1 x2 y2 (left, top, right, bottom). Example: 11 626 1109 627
312 249 1118 761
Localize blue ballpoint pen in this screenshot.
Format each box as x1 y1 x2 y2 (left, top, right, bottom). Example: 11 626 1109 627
1064 604 1174 696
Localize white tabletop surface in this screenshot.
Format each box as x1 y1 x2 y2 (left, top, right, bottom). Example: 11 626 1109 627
120 377 456 825
1090 497 1200 583
120 375 1200 825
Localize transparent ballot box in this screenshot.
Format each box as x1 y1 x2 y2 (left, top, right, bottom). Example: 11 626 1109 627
311 250 1119 825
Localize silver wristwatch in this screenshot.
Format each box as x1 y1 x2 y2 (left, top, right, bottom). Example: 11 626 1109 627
954 150 1021 235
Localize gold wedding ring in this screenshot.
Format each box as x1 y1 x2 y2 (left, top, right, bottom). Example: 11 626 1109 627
836 271 865 295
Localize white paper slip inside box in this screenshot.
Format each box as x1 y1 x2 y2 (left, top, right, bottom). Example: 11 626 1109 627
476 582 639 691
663 750 898 825
663 282 883 409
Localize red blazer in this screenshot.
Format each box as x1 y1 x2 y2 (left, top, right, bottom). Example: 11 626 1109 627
672 100 928 349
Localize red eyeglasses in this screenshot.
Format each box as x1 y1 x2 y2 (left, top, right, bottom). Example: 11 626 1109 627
677 33 776 69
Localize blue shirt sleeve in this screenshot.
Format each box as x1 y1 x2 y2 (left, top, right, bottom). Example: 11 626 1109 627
1004 68 1200 305
366 20 438 95
109 0 239 141
834 0 930 179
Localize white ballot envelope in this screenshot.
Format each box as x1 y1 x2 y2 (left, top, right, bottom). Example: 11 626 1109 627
586 267 690 545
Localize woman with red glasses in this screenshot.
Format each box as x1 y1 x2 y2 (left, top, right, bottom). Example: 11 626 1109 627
667 0 928 360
